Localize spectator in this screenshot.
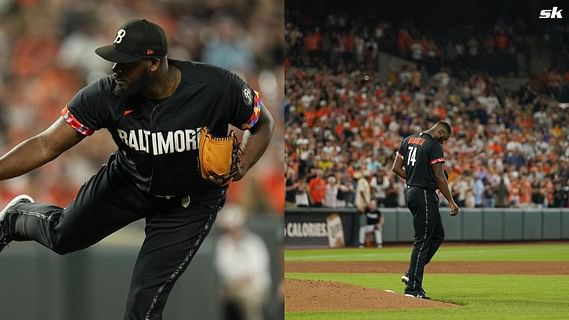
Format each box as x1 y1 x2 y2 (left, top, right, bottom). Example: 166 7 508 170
452 177 469 207
383 176 400 208
370 170 389 207
474 175 485 208
358 200 383 248
552 182 569 208
482 177 495 208
295 180 310 208
285 166 299 208
531 179 545 208
304 28 323 64
493 177 509 208
323 176 339 208
307 170 326 207
215 205 271 320
354 170 371 246
354 170 371 213
336 173 355 208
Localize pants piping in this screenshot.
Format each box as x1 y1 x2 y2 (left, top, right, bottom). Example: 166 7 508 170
412 189 429 289
144 210 216 319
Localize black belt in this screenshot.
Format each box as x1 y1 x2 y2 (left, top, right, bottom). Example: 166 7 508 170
406 185 437 191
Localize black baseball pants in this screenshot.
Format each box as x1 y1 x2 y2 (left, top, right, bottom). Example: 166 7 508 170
4 155 225 319
404 186 445 293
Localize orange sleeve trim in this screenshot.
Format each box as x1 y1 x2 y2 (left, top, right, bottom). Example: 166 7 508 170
430 158 445 165
61 105 94 136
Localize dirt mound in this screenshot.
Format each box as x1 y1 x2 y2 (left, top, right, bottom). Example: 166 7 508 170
285 278 458 312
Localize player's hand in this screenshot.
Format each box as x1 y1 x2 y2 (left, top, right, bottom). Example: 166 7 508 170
230 162 248 182
449 200 459 216
208 163 246 185
207 175 233 186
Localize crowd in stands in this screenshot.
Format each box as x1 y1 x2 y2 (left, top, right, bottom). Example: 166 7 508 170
284 15 569 210
0 0 284 214
285 11 569 79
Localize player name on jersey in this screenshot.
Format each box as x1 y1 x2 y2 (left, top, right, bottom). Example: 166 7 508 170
116 128 201 155
408 136 426 145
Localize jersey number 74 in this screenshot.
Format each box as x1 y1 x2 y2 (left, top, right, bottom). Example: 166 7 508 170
407 146 417 166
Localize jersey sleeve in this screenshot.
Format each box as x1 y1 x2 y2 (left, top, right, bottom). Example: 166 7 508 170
429 141 445 165
63 78 112 135
224 72 263 130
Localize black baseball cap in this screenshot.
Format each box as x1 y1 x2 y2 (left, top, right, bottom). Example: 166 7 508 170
95 19 167 63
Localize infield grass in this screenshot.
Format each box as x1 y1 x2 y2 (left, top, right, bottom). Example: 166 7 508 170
285 243 569 262
285 243 569 319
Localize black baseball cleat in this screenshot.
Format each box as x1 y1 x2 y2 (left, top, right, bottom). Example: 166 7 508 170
0 195 35 252
404 288 431 299
401 272 409 285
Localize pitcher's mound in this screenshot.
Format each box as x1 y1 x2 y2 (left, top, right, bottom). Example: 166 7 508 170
285 279 458 312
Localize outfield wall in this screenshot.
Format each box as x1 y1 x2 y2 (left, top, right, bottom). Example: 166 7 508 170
284 208 569 247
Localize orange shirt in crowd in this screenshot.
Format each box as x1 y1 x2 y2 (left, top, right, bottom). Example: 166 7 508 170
316 106 332 118
304 110 316 127
496 33 509 50
343 33 354 52
335 123 345 139
519 179 532 204
397 30 412 52
304 32 323 51
308 176 326 205
434 105 447 120
518 112 533 130
488 141 504 154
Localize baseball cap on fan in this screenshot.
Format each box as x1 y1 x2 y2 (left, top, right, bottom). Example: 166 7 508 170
95 19 167 63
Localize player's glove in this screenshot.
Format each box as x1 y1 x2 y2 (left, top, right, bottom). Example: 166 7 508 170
198 127 241 186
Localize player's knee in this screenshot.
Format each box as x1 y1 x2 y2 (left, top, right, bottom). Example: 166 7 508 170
51 234 86 255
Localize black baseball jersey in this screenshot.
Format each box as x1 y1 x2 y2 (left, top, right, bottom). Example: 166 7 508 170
396 132 444 190
63 59 263 196
365 208 381 225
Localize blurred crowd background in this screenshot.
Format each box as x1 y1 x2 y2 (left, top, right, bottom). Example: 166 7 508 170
0 0 285 216
285 0 569 210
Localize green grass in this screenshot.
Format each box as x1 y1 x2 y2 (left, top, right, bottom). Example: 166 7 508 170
285 243 569 262
285 243 569 319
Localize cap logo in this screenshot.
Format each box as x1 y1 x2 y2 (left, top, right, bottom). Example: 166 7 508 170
113 29 126 44
146 49 155 55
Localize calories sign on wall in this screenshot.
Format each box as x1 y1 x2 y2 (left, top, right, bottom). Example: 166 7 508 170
284 211 347 247
285 222 328 238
